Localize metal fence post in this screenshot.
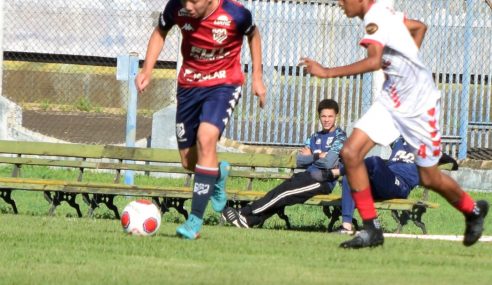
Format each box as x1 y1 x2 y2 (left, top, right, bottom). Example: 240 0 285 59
117 52 139 185
459 0 474 159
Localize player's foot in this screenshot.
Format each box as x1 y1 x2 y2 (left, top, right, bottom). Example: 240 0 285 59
339 219 383 249
332 225 355 235
211 161 230 212
463 200 489 246
176 214 203 240
221 207 249 228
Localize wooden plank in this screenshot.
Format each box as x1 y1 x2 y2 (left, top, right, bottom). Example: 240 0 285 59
0 157 294 180
0 140 297 167
0 140 105 158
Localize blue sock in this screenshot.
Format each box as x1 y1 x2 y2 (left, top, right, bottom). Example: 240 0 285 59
190 164 219 219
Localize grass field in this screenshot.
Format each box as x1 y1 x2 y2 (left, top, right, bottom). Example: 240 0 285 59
0 169 492 284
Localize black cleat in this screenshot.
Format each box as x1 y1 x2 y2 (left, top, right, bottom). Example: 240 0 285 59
221 207 249 228
463 200 489 247
340 219 384 249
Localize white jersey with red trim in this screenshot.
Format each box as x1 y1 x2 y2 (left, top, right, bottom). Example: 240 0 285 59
360 2 441 117
159 0 255 88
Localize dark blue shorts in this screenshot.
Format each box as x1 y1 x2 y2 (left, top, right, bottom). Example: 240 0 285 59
175 85 242 149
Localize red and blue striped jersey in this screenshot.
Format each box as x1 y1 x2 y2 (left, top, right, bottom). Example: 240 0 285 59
159 0 255 88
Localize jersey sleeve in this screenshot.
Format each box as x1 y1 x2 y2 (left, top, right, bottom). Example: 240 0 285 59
235 6 256 36
158 0 178 31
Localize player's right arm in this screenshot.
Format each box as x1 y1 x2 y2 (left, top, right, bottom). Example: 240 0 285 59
404 18 427 48
136 27 168 93
136 1 176 93
300 43 383 78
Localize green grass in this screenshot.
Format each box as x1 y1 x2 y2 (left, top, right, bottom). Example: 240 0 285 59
1 165 492 284
0 213 491 285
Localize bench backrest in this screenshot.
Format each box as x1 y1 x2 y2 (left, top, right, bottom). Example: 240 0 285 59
0 140 297 187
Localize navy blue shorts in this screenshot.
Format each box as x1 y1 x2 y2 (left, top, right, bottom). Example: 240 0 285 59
175 85 242 149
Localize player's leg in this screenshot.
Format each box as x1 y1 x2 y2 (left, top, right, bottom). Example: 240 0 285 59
201 85 241 212
340 177 356 233
399 103 488 246
223 172 335 228
419 166 488 246
174 87 219 239
339 102 400 248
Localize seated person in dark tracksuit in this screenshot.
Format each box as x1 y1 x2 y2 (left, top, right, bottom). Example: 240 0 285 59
221 99 347 228
334 136 420 234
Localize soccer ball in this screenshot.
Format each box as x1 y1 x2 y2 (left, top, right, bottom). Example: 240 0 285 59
121 200 161 236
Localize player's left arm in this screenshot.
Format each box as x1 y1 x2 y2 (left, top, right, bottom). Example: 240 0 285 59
247 27 266 108
300 43 384 78
404 18 427 48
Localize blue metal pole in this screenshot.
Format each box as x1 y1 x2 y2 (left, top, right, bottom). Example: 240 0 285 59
458 0 474 159
124 52 139 185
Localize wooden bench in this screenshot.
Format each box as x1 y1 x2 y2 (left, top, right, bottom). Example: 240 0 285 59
0 140 443 234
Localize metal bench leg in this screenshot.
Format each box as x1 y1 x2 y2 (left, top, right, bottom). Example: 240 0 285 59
411 205 428 234
391 210 411 234
323 205 342 232
67 193 82 217
276 207 291 229
1 189 18 214
154 197 189 220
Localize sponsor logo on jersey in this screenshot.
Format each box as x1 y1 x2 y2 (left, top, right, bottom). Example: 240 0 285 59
194 183 210 195
212 28 228 44
315 138 321 145
181 23 194 31
190 46 230 61
365 23 379 35
184 70 227 82
214 15 231 26
178 8 190 17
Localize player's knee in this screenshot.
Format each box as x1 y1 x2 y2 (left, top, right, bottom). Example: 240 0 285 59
341 144 362 166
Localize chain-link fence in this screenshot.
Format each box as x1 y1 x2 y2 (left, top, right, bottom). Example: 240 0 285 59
1 0 492 159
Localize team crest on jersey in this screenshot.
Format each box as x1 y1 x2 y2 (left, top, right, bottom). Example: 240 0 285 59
365 23 378 35
214 15 231 26
325 137 333 147
212 28 228 44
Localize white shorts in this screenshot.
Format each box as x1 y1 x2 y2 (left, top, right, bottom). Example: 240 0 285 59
355 100 442 167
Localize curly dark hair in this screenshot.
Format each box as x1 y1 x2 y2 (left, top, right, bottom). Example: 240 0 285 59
317 99 339 115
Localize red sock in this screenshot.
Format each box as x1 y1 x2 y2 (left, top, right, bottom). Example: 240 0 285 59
453 192 475 215
352 186 378 220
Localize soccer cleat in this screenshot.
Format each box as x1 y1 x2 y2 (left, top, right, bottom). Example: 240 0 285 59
211 161 230 212
176 214 203 240
339 220 384 249
463 200 489 247
221 207 249 228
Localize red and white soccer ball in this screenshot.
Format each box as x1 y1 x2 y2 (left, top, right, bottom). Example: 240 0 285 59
121 200 161 236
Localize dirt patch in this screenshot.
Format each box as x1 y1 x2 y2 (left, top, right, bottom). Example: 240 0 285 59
22 110 152 144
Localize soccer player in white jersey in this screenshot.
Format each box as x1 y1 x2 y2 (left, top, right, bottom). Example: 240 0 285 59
300 0 488 248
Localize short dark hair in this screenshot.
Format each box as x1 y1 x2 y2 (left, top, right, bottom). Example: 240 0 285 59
317 99 339 115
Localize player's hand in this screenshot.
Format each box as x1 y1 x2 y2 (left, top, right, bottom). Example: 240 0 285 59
135 72 151 93
299 147 311 156
299 57 328 78
252 78 266 108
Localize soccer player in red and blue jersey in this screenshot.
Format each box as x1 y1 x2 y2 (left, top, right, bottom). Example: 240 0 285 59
136 0 266 239
301 0 488 248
